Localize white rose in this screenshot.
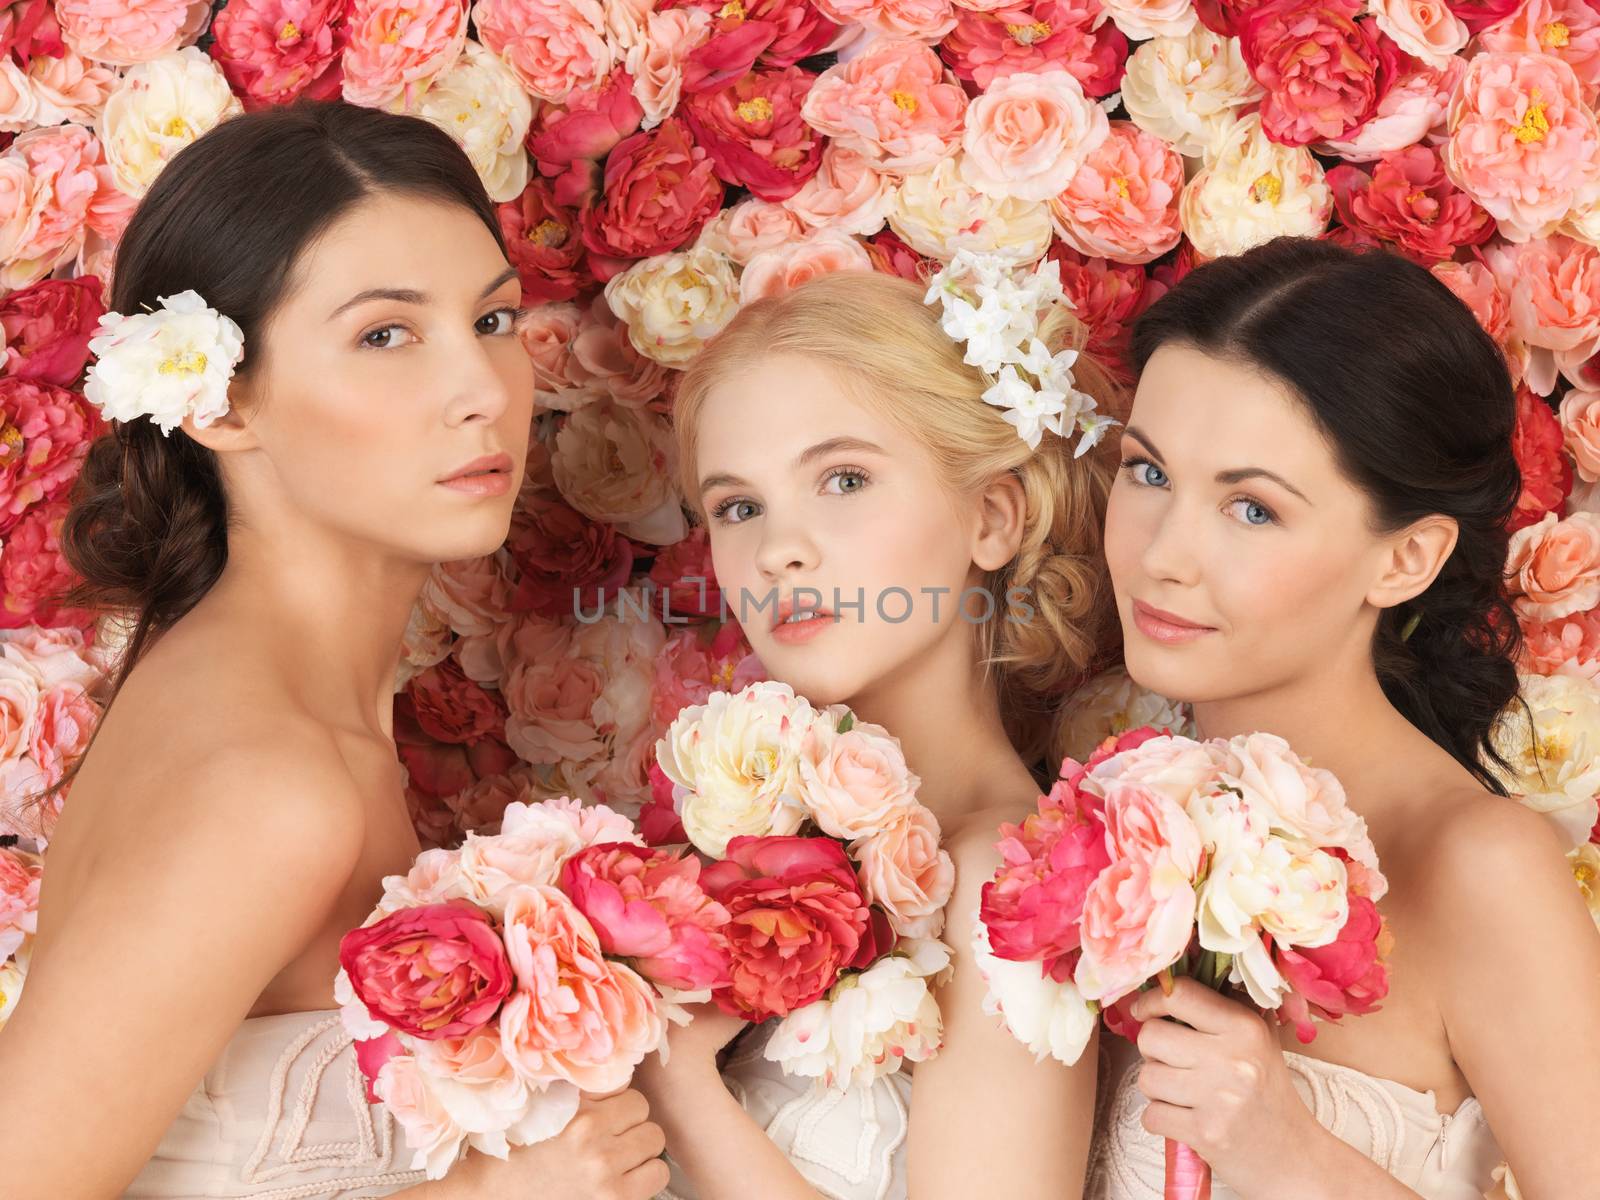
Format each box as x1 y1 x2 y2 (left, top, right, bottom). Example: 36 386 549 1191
604 245 740 367
1179 114 1332 259
971 919 1097 1065
1121 28 1263 161
0 947 26 1030
412 41 532 204
96 47 243 199
1493 673 1600 848
890 154 1053 264
84 289 245 435
1570 842 1600 932
1057 668 1193 763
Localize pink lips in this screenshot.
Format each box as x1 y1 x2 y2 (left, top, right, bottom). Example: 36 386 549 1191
1131 600 1216 645
438 452 514 497
771 597 834 646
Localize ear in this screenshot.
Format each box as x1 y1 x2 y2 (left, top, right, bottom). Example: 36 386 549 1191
179 375 262 455
1367 514 1458 611
972 471 1027 573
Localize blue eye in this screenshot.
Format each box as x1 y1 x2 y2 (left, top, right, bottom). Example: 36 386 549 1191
711 498 761 524
1121 458 1168 488
1228 498 1277 527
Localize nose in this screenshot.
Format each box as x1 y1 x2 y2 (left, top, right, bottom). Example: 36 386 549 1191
440 335 517 428
1138 499 1202 588
752 506 820 583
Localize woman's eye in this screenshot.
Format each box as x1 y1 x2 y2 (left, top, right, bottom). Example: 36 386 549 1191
361 325 412 350
824 469 869 495
1123 459 1168 488
477 306 524 336
1229 498 1276 527
713 498 761 524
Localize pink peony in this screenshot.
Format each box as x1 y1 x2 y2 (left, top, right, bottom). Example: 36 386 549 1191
0 0 65 67
702 835 879 1022
560 841 732 991
526 68 644 207
440 767 541 837
647 528 722 619
341 0 467 110
738 229 873 303
3 125 105 290
1510 386 1572 531
677 0 840 81
209 0 347 110
1321 56 1461 162
1479 0 1600 103
26 49 118 126
339 900 513 1040
419 554 511 639
959 67 1108 203
1520 608 1600 679
852 805 954 939
26 677 98 791
1446 0 1522 33
0 844 40 958
579 118 725 279
939 1 1129 97
683 65 821 202
1049 120 1182 266
812 0 957 40
498 178 587 306
0 500 89 631
55 0 208 66
1487 236 1600 396
800 37 968 175
0 377 99 536
1271 893 1391 1043
564 295 671 408
1560 386 1600 483
405 656 508 746
504 491 635 619
863 227 935 281
651 622 763 730
1050 243 1166 383
1444 52 1600 244
498 883 664 1091
0 276 103 387
640 759 688 845
1506 510 1600 620
472 0 611 102
1329 144 1495 264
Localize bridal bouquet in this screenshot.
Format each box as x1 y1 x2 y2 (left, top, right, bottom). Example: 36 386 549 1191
652 680 957 1089
976 728 1391 1200
335 796 731 1178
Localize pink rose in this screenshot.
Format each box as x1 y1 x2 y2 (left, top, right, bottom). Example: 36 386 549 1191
1193 0 1272 35
405 656 508 746
647 528 723 619
0 1 64 67
1049 120 1182 266
0 844 40 958
640 760 687 845
1479 0 1600 103
498 883 664 1091
627 8 712 128
55 0 208 66
0 377 99 536
472 0 611 103
579 118 725 279
1444 52 1600 244
1367 0 1468 68
1321 56 1461 162
811 0 958 41
863 227 935 282
1520 608 1600 679
694 197 808 263
527 69 644 208
702 835 879 1021
369 1054 465 1178
1510 386 1572 531
560 842 732 990
1446 0 1522 33
0 276 104 387
341 0 467 110
437 767 540 837
516 302 595 412
1271 893 1391 1043
209 0 348 110
799 721 921 840
1487 236 1600 396
678 0 840 82
25 677 97 791
853 806 955 939
1049 243 1166 383
339 900 513 1040
500 634 605 767
800 37 968 175
498 178 587 306
0 500 90 631
683 65 821 202
1240 0 1406 147
1560 387 1600 483
738 229 873 303
565 295 671 408
4 125 106 289
959 67 1108 203
504 491 635 619
26 49 118 126
781 141 894 237
1329 145 1495 265
419 555 511 639
1507 510 1600 620
651 622 763 729
940 1 1129 97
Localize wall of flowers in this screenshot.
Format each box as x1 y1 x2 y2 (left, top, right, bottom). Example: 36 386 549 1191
0 0 1598 1089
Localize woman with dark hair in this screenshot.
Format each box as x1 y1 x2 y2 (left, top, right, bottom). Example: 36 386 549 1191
0 102 668 1200
1084 238 1600 1198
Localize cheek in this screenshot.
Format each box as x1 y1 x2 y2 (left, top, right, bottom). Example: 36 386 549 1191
1104 483 1154 589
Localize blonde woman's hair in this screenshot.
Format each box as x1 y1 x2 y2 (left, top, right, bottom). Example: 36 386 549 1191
674 269 1128 767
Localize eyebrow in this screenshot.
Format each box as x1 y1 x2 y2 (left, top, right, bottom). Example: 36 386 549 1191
1124 425 1312 505
698 435 888 495
327 266 521 320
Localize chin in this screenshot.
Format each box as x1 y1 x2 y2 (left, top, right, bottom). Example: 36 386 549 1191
1120 639 1213 708
756 650 869 708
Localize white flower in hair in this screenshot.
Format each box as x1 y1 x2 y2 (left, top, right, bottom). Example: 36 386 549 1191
84 291 245 436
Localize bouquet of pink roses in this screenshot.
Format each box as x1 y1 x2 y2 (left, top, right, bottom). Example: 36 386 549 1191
652 680 957 1089
976 728 1392 1200
335 795 731 1178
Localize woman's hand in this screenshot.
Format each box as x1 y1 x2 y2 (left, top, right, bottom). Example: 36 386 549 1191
1129 978 1319 1191
633 1002 750 1099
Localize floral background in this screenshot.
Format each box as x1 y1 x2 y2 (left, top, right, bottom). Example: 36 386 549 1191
0 0 1598 1143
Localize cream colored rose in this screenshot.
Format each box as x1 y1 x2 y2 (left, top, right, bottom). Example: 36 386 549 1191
1057 668 1193 762
656 680 818 857
889 153 1052 263
411 40 532 203
1570 841 1600 931
0 941 30 1030
603 245 740 367
1180 114 1332 259
799 720 921 839
1101 0 1197 41
397 598 454 690
1121 28 1263 161
96 47 243 199
1493 673 1600 848
549 399 686 545
972 919 1097 1065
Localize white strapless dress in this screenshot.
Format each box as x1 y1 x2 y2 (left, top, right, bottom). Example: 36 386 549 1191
659 1024 911 1200
125 1010 425 1199
1086 1038 1504 1200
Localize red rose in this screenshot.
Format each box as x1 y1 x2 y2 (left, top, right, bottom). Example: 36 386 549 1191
1049 245 1167 385
641 761 689 846
674 0 840 87
0 500 89 631
528 69 645 208
683 66 821 202
209 0 348 111
0 0 63 66
338 901 513 1040
0 377 100 536
1270 894 1390 1044
395 694 520 799
0 277 104 388
504 491 635 618
647 527 721 619
1193 0 1271 36
940 1 1128 97
579 118 726 281
702 835 877 1021
1444 0 1521 34
404 656 508 746
863 228 935 283
1241 0 1406 146
499 178 589 306
1509 387 1571 532
1328 146 1495 265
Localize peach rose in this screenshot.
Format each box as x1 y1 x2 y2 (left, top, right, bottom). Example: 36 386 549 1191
420 554 512 639
1486 236 1600 396
500 638 606 770
781 141 895 238
1506 510 1600 620
472 0 610 103
518 302 599 413
549 399 685 545
1320 56 1460 162
852 807 955 939
1432 258 1531 385
889 152 1053 263
1101 0 1198 40
1121 26 1263 161
813 0 958 40
1050 120 1183 266
1520 609 1600 679
959 68 1108 203
738 229 873 304
1368 0 1468 68
56 0 209 66
0 845 40 958
1180 113 1333 259
1479 0 1600 103
1560 387 1600 482
372 1054 466 1179
566 294 670 408
627 7 711 128
27 49 117 126
695 198 809 265
1444 52 1600 244
800 36 967 175
797 721 920 840
342 0 468 110
0 59 37 132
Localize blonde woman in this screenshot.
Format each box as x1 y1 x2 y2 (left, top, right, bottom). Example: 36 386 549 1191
634 264 1125 1200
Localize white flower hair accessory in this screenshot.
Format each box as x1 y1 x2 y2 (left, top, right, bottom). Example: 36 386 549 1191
923 250 1115 455
84 291 245 437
